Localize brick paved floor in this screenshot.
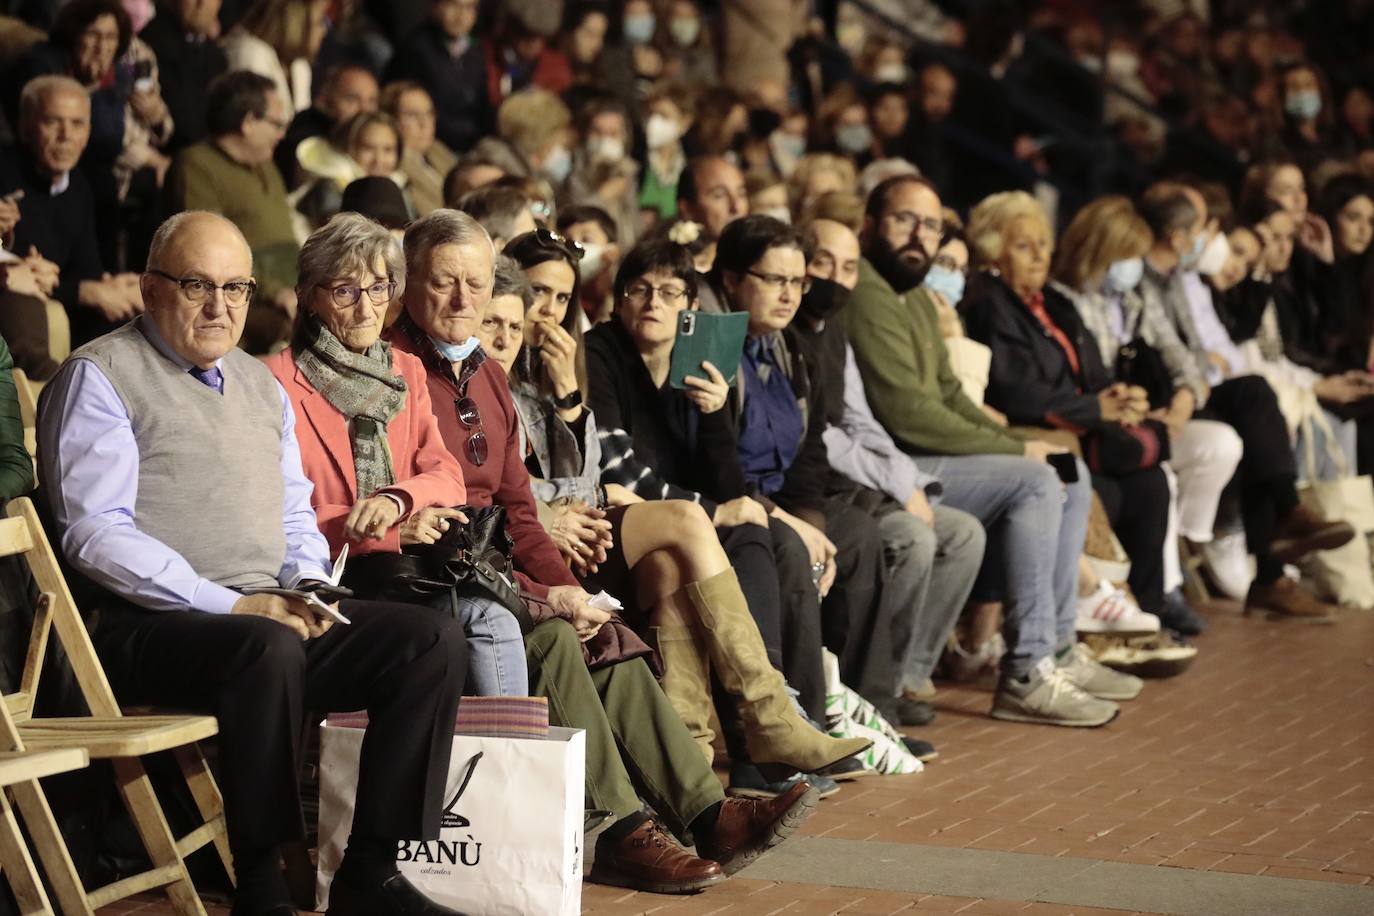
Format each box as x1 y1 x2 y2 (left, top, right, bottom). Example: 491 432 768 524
92 600 1374 915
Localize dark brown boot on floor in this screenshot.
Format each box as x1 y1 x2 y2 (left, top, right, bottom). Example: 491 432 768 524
1271 505 1355 564
696 780 818 875
1244 577 1338 623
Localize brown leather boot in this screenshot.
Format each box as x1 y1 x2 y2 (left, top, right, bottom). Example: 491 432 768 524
1244 577 1338 623
589 818 725 894
696 780 818 875
650 592 717 766
1271 505 1355 563
681 570 871 772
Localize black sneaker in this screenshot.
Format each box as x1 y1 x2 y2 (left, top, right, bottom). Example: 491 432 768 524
727 763 840 799
895 696 936 726
900 737 939 762
1157 588 1206 636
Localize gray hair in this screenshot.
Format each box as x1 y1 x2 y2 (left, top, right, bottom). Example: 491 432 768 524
403 208 496 280
146 210 252 272
19 75 88 129
491 254 534 310
296 211 406 304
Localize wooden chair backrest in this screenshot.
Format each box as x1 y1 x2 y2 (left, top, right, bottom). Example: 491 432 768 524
0 500 122 730
11 369 37 464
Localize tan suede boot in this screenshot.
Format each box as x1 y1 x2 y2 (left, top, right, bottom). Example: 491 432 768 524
681 569 871 772
649 590 717 765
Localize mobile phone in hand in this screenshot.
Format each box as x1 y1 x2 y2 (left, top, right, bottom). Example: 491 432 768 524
1047 452 1079 484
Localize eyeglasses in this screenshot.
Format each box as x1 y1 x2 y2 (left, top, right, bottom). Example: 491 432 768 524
318 280 397 308
746 270 812 294
932 255 968 276
885 211 945 238
455 396 488 466
147 269 256 307
624 281 689 306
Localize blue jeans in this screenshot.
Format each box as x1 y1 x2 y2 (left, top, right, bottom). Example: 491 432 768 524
428 590 528 696
912 454 1092 678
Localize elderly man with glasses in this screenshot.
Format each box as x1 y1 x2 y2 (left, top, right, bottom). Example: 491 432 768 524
386 209 819 896
39 211 470 916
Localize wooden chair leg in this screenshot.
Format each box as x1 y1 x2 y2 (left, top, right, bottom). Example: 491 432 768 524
172 744 235 885
8 779 95 916
0 788 54 916
111 759 206 916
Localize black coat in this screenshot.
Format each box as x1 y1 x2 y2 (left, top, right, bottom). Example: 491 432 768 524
386 22 491 153
961 274 1108 433
138 14 228 153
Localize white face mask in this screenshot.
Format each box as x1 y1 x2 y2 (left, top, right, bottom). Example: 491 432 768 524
645 113 682 149
873 63 908 85
580 241 607 278
586 136 625 163
1196 232 1231 277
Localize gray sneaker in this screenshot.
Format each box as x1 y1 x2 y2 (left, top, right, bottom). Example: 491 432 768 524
991 658 1119 727
1058 643 1143 700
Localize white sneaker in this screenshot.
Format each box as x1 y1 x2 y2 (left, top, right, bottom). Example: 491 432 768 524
1076 581 1161 634
990 658 1119 727
1057 642 1144 701
1200 531 1254 599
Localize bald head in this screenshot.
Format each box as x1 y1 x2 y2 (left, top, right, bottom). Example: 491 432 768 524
142 212 255 369
20 76 91 175
806 218 862 289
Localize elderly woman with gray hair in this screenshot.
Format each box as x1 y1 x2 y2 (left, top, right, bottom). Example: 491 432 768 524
265 211 528 695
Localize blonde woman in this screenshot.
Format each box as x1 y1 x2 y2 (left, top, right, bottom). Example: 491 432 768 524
787 153 858 223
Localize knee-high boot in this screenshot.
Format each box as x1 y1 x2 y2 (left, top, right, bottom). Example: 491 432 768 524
679 569 870 772
649 590 717 766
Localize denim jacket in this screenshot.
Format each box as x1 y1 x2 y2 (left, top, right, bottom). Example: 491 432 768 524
510 380 603 507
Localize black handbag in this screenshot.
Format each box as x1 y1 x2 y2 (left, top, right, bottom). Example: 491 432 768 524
1114 302 1175 409
344 505 534 634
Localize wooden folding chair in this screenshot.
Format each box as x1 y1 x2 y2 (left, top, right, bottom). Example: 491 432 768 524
10 368 37 483
0 738 89 916
0 497 232 915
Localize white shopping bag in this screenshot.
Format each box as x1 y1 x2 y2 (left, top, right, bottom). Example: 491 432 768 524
316 721 586 916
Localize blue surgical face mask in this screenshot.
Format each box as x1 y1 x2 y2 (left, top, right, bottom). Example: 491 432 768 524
1284 89 1322 120
542 144 572 184
431 335 480 361
1179 231 1206 269
836 123 873 154
624 13 656 45
1104 257 1144 294
922 264 966 305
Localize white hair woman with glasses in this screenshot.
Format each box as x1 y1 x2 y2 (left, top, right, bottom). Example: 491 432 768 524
496 228 868 774
265 211 528 695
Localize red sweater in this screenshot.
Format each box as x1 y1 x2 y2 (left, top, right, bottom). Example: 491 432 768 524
386 319 578 616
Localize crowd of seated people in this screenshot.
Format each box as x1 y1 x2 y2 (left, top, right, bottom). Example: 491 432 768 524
1 1 1372 914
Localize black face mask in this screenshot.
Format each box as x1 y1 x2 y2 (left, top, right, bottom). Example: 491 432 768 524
867 233 931 293
797 276 850 325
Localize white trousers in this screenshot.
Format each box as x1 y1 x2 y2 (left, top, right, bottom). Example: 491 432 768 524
1162 419 1244 593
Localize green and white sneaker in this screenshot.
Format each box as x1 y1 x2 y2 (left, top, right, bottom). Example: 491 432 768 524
991 658 1119 727
1058 642 1143 700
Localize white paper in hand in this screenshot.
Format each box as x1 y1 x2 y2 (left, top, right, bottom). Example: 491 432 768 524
587 591 623 612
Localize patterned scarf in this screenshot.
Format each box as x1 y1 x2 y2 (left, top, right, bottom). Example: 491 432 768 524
295 316 407 497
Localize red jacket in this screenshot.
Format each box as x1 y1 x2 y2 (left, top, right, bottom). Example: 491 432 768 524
386 319 578 608
265 347 466 557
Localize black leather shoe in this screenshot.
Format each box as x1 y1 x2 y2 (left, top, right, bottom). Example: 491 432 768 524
327 870 468 915
901 737 938 762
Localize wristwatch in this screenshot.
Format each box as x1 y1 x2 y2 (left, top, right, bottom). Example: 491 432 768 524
553 389 583 410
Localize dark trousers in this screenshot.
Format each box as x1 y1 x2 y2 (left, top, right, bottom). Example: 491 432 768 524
92 599 467 857
818 500 890 716
767 517 829 722
717 522 784 669
1092 466 1170 614
1200 375 1300 583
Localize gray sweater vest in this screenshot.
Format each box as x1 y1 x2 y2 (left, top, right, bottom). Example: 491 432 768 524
70 319 287 591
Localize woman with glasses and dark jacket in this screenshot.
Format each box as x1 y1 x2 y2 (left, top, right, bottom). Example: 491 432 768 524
496 229 867 775
266 213 529 695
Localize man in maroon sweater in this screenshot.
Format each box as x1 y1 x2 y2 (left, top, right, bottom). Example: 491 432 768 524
386 209 815 894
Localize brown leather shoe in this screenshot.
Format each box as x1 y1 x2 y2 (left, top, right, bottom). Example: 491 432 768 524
589 819 724 894
696 780 818 876
1271 505 1355 564
1244 577 1338 623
